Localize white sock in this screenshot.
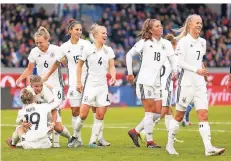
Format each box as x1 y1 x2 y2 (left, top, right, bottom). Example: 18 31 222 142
59 127 72 140
11 130 19 145
72 116 78 130
73 116 85 138
93 113 104 141
89 119 103 144
165 115 173 132
135 118 144 133
199 122 213 151
167 119 180 145
144 112 154 142
53 131 60 144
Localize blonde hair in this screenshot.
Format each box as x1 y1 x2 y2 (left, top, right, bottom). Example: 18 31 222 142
30 75 42 84
20 88 34 104
33 26 50 40
173 14 201 41
139 19 159 41
90 23 105 38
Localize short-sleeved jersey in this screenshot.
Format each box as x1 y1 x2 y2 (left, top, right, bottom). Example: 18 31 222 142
21 103 51 141
26 85 54 104
57 39 91 87
28 44 63 88
79 44 115 87
160 60 173 91
135 38 175 86
175 34 206 86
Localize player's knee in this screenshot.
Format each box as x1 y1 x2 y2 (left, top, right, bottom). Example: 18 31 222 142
174 112 184 122
72 109 79 117
96 114 104 120
54 124 63 133
197 110 208 121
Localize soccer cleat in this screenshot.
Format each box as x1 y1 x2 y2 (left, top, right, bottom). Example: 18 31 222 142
53 143 61 148
166 144 179 155
147 141 161 148
88 142 98 148
98 139 110 146
6 138 16 148
74 140 83 147
205 147 225 156
67 136 77 148
128 129 140 147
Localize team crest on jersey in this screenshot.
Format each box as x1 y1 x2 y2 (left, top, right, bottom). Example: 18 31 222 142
201 42 204 48
67 50 70 53
161 44 166 50
50 52 55 58
80 46 84 51
182 97 187 104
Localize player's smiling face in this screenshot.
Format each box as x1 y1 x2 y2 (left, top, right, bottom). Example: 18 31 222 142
31 82 43 94
151 20 163 37
35 36 49 52
190 16 202 35
95 26 107 44
69 24 82 40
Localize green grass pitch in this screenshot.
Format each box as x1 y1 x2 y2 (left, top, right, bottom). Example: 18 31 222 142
1 106 231 161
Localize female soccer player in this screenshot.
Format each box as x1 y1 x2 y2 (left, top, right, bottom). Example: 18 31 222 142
166 14 225 156
16 26 65 147
126 19 177 148
43 20 91 146
68 23 116 148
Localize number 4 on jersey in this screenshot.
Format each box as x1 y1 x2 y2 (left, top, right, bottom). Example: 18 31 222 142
98 57 102 65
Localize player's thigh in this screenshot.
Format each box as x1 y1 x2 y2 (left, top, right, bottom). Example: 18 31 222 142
194 85 208 111
176 86 193 111
95 86 110 107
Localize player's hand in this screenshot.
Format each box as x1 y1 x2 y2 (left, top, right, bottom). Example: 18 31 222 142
127 75 135 84
16 77 22 86
77 82 83 93
228 75 231 93
196 69 209 76
109 77 116 86
171 72 178 81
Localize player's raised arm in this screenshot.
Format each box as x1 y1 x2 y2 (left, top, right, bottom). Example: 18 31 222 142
16 62 34 85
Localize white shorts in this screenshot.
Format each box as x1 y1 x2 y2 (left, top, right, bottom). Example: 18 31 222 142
52 87 64 105
82 85 110 107
162 90 173 107
136 84 162 100
21 136 51 149
67 86 82 107
176 85 208 111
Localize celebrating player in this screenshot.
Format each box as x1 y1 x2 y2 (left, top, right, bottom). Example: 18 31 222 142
126 19 177 148
68 23 116 148
166 14 225 156
6 88 57 149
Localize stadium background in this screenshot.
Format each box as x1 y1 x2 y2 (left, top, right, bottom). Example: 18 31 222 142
1 4 230 108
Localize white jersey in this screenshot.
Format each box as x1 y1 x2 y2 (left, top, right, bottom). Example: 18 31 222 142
160 60 173 91
130 38 175 86
57 39 91 87
79 44 115 87
21 103 51 141
176 34 206 86
25 85 54 104
28 44 63 88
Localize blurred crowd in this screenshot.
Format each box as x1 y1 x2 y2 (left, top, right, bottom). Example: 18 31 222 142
1 4 231 69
